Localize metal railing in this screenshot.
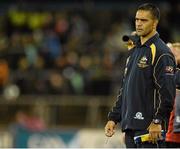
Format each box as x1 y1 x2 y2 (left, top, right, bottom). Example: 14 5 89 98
0 95 115 128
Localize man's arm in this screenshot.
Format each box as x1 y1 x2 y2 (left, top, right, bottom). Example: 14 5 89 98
147 53 176 143
108 88 123 123
153 53 176 121
105 89 122 137
154 53 176 123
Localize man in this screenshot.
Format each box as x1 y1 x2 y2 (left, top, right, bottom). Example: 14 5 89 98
166 43 180 148
105 3 176 148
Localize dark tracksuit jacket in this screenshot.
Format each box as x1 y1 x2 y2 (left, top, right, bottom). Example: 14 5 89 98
108 33 176 132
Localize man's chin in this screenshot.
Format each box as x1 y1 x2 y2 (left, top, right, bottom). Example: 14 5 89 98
136 31 143 36
136 33 143 36
137 33 147 37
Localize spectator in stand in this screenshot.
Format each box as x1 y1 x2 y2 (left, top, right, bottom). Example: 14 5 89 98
14 108 46 131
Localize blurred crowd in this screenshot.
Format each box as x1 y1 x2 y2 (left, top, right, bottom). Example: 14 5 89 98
0 1 179 96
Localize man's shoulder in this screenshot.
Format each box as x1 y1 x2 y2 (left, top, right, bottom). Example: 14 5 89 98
149 38 175 65
153 38 172 55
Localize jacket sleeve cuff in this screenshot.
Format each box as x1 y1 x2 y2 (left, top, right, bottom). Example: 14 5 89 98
108 118 118 124
153 115 163 122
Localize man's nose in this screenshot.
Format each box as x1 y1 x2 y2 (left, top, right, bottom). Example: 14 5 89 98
136 21 142 26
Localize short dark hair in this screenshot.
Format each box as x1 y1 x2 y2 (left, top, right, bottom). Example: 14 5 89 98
137 3 160 20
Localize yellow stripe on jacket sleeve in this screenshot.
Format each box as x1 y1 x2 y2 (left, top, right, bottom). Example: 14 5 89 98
150 43 156 65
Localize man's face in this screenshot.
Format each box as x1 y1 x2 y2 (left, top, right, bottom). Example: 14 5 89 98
135 10 157 36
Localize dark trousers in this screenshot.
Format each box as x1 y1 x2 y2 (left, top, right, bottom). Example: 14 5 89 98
166 142 180 148
125 130 166 148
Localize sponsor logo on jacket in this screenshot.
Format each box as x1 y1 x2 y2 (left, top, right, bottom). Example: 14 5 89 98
134 112 144 120
137 56 149 68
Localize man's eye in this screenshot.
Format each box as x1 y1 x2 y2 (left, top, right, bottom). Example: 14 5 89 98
141 19 148 22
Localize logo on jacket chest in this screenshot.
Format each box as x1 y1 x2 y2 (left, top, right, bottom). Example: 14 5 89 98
137 56 149 68
134 112 144 120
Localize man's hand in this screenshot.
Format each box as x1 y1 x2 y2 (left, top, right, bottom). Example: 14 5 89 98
104 120 116 137
147 122 162 143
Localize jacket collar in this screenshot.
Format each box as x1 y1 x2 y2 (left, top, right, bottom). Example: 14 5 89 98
136 33 159 47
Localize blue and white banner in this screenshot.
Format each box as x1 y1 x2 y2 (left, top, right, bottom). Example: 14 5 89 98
10 126 125 148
